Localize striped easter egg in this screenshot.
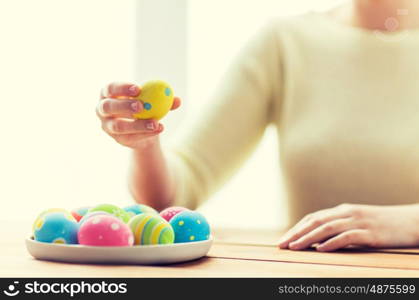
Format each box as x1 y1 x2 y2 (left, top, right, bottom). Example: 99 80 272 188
128 213 174 245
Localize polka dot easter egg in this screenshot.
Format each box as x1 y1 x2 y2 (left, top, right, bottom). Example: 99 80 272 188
88 204 131 223
123 204 158 219
33 211 79 244
128 213 174 245
160 206 189 222
71 206 91 222
78 215 134 247
133 80 174 121
170 211 210 243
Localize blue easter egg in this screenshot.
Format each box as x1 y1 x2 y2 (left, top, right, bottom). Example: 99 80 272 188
123 204 158 218
34 212 79 244
169 211 210 243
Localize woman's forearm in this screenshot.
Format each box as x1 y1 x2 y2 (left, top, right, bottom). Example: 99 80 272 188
129 136 176 211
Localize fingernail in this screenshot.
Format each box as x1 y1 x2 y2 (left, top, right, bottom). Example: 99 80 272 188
146 121 155 131
316 245 326 252
131 101 140 112
128 85 139 96
289 242 298 250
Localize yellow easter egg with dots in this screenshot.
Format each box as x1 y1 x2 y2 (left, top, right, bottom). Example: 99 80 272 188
133 80 174 120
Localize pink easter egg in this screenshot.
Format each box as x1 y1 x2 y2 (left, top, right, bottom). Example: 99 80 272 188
78 215 134 247
159 206 189 222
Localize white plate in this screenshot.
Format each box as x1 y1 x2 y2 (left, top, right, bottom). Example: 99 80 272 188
26 237 213 265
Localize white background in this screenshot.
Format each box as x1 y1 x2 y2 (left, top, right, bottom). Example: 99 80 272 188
0 0 342 228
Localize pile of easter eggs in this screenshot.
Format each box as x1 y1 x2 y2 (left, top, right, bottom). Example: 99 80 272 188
32 204 210 247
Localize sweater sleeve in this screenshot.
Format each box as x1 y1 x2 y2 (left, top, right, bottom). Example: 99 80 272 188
167 21 283 209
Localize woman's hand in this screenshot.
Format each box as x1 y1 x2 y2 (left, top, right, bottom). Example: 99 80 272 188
96 82 181 149
278 204 419 252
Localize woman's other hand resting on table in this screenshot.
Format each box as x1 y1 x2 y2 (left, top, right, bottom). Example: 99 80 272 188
278 204 419 252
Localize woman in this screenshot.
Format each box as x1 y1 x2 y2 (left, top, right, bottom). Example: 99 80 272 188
96 0 419 252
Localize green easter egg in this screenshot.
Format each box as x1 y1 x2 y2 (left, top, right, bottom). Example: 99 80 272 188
88 204 130 223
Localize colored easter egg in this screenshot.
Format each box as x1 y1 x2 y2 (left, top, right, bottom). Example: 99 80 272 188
128 213 174 245
78 215 134 247
133 80 174 121
33 212 79 244
88 204 130 223
160 206 189 222
32 208 75 233
71 206 91 222
123 204 158 219
169 211 210 243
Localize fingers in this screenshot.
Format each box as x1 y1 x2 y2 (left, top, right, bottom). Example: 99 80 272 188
97 99 142 119
278 208 352 249
103 118 162 135
101 82 140 99
287 218 355 250
316 230 370 252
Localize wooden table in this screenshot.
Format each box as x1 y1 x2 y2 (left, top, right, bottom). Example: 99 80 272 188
1 221 418 277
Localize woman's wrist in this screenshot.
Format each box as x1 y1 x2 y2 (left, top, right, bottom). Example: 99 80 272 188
132 135 161 153
130 135 175 210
